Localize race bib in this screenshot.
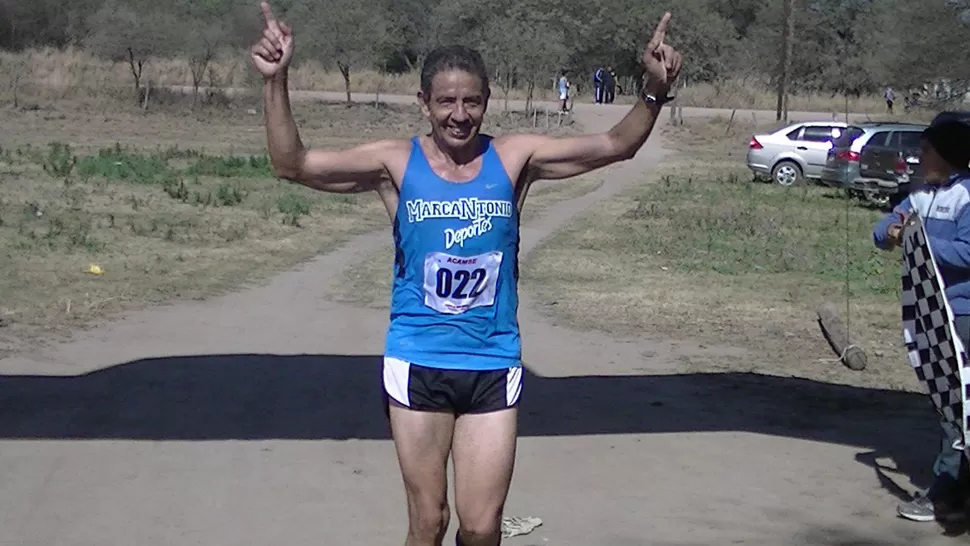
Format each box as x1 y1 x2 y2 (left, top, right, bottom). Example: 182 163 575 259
423 251 503 314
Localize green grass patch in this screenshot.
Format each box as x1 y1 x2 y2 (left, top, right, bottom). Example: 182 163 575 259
619 170 900 300
0 139 388 353
20 141 273 186
521 162 912 389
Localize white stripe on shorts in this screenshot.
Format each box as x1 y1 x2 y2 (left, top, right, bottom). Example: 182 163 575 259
383 356 411 407
506 366 522 407
383 356 523 409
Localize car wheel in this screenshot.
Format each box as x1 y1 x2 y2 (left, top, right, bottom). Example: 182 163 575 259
771 161 803 187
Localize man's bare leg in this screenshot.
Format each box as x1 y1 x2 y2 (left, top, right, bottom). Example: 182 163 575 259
389 399 456 546
451 408 518 546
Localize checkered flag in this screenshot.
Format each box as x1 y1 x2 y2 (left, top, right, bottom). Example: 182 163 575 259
901 212 970 453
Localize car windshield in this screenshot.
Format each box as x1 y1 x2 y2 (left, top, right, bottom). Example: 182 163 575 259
832 126 864 148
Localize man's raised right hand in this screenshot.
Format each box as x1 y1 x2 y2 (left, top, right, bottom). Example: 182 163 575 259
250 2 294 79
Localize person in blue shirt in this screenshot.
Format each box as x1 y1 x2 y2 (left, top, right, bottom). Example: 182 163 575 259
556 69 570 114
873 119 970 523
251 3 681 545
593 66 605 104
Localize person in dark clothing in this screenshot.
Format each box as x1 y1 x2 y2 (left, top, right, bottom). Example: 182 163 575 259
593 66 604 104
604 66 616 104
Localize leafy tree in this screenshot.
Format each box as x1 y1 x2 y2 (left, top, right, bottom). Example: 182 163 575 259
893 0 970 100
5 0 970 103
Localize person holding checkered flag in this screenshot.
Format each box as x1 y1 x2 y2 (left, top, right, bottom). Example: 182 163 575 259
874 119 970 522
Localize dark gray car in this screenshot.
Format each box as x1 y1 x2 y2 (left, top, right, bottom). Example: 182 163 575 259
819 122 926 207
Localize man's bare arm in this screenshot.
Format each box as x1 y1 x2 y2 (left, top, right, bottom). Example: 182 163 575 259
263 75 392 192
251 2 389 192
521 97 664 181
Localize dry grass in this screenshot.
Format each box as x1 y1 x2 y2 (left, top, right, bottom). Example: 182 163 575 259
0 95 578 358
0 47 563 107
674 79 886 114
663 115 790 159
0 47 915 114
522 119 921 393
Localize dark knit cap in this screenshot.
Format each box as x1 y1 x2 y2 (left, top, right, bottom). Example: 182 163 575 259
923 120 970 170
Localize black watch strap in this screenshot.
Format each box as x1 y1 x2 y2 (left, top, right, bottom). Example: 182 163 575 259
640 86 675 106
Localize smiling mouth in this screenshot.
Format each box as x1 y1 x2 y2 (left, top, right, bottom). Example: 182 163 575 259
448 126 471 138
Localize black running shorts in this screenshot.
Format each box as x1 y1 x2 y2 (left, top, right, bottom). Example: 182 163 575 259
382 356 522 416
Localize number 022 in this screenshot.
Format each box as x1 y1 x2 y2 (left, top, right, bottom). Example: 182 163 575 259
435 267 487 299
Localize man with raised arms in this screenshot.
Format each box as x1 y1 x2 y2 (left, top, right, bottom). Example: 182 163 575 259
250 3 682 544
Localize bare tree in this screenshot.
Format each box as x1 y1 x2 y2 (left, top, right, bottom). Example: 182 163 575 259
183 21 232 104
84 2 178 98
292 0 398 104
505 21 569 113
477 16 520 112
168 0 261 105
431 0 569 112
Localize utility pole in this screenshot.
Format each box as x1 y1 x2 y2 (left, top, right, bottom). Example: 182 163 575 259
776 0 796 122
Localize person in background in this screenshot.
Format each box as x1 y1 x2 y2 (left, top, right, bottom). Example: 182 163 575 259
557 70 570 114
604 66 617 104
874 119 970 523
904 92 920 113
593 66 604 104
885 86 896 114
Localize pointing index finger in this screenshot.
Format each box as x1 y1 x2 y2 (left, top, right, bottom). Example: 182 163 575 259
260 2 277 26
648 12 671 49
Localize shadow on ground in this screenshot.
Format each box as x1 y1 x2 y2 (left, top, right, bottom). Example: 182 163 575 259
0 353 945 482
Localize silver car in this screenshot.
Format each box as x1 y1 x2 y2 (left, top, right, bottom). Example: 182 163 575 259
746 121 848 186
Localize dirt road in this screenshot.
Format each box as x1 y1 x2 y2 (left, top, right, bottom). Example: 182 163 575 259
0 98 957 545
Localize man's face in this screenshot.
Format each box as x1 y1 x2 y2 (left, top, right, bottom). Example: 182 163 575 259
419 69 488 149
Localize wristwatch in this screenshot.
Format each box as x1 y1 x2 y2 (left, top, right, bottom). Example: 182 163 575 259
640 85 675 107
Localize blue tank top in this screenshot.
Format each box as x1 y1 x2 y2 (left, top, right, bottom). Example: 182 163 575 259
384 136 522 371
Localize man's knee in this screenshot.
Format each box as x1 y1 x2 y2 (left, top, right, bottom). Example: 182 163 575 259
457 516 502 545
456 505 503 544
409 498 450 541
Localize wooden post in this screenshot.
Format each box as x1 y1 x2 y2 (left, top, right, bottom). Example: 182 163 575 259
725 109 737 136
816 302 867 371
